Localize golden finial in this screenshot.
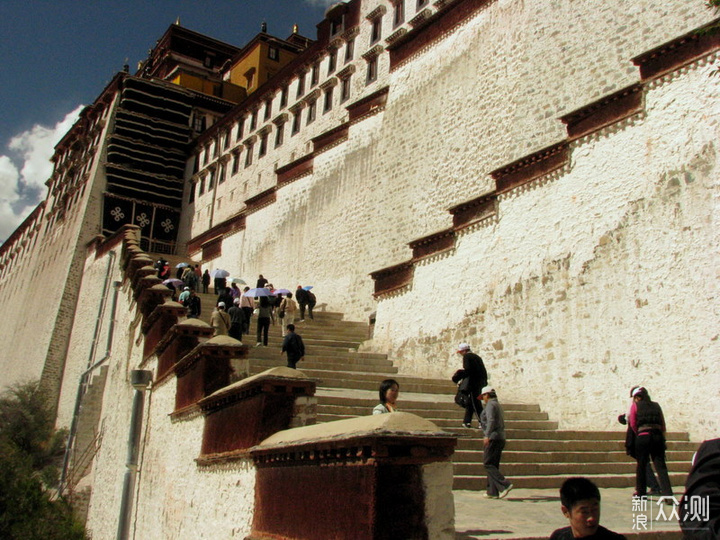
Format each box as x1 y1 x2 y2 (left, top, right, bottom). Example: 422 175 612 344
175 16 181 26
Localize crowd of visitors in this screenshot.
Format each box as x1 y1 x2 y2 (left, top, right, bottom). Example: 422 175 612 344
155 262 317 353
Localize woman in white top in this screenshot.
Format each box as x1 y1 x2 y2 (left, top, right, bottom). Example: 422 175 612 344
278 293 298 336
373 379 399 414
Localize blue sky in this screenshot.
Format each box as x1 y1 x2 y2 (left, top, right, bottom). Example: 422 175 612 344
0 0 338 243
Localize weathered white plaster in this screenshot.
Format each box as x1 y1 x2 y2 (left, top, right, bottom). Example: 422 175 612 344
372 59 720 441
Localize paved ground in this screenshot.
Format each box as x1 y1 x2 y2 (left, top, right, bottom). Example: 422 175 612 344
454 487 684 539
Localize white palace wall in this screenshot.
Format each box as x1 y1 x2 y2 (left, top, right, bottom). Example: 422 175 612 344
71 246 256 539
372 56 720 441
0 96 115 403
182 0 719 439
188 0 712 320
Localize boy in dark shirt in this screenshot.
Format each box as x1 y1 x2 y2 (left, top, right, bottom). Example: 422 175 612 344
281 324 305 369
550 477 626 539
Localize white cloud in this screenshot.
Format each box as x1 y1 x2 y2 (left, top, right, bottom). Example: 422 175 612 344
0 106 83 243
8 106 84 192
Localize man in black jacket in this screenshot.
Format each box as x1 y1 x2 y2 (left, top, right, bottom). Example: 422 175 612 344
227 298 246 342
185 289 201 319
281 324 305 369
629 387 674 499
456 343 488 429
295 286 310 321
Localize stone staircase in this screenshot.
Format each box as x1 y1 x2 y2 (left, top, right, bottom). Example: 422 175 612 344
191 290 695 491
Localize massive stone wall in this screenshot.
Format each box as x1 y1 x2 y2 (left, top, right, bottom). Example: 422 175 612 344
182 0 713 320
64 242 253 538
372 53 720 441
0 96 116 407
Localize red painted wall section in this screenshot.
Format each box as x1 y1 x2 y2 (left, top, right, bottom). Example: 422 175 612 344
248 413 456 540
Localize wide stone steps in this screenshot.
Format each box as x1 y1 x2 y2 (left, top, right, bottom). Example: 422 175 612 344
454 460 690 476
250 357 399 374
475 450 696 463
235 307 696 492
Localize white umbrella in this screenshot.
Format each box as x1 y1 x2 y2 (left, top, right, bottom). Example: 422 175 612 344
243 288 272 298
175 262 189 268
229 277 247 285
210 269 230 278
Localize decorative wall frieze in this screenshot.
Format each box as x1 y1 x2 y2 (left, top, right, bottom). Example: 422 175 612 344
408 228 456 261
361 44 385 60
409 8 433 28
370 260 414 298
366 5 387 20
491 142 569 195
320 77 338 90
302 89 321 103
244 187 277 215
312 123 349 155
389 0 495 71
567 111 647 149
559 84 643 140
201 235 223 262
276 154 314 185
632 18 720 81
385 28 408 46
341 26 360 41
336 64 356 79
186 212 246 255
449 192 498 231
347 86 389 124
272 113 288 125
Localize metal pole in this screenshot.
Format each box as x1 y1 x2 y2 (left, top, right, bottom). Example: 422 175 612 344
59 255 117 495
116 370 152 540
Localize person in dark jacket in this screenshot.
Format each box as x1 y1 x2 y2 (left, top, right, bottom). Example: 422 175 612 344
295 285 310 321
227 298 246 342
307 290 316 320
618 386 660 494
218 287 234 312
629 387 673 499
680 438 720 539
255 296 272 347
202 269 210 294
214 276 226 295
281 324 305 369
455 343 488 428
185 289 201 319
